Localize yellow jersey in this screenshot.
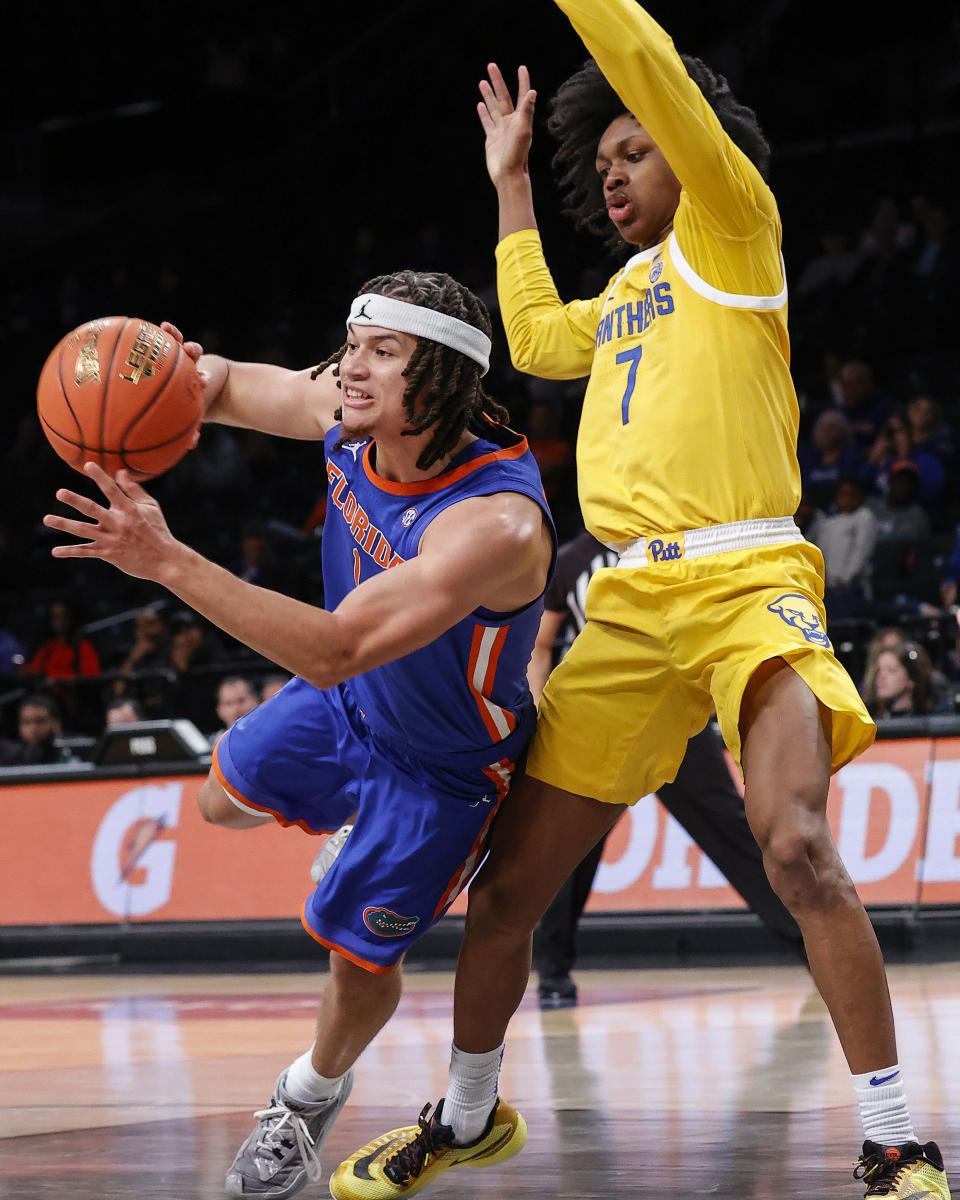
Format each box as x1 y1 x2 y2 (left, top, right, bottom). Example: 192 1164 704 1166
496 0 801 545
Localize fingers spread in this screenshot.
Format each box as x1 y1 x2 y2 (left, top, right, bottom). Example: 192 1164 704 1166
487 62 515 113
83 461 127 505
54 489 104 520
116 470 153 501
43 514 98 540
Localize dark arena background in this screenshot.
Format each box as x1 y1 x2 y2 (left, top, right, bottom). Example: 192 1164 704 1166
2 3 960 1198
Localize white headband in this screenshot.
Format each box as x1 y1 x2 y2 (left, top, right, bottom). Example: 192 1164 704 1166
347 293 491 376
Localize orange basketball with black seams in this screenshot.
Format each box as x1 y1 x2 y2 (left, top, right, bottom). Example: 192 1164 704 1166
36 316 204 479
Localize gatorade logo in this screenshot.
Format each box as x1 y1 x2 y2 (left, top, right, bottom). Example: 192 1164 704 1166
362 907 420 937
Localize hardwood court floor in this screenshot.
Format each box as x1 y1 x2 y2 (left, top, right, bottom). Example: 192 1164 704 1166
2 962 959 1198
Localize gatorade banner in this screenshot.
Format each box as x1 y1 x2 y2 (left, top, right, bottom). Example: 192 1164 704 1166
2 736 960 926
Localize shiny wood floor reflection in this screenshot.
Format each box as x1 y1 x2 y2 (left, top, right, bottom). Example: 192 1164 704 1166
2 963 959 1198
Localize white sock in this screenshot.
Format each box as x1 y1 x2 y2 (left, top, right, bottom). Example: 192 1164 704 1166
283 1047 344 1104
852 1064 916 1144
442 1043 504 1145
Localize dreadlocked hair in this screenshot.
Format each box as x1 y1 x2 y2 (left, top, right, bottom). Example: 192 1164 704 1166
311 271 508 471
547 57 771 253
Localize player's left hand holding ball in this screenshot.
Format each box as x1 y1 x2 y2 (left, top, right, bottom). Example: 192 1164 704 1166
43 463 182 583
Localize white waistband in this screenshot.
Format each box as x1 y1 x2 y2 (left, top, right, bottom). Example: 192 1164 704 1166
610 517 804 568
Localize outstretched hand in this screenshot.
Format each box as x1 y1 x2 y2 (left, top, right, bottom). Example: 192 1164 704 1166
477 63 537 187
43 463 184 582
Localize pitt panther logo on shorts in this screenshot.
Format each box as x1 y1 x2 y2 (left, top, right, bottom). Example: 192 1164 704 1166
648 536 683 563
363 906 420 937
767 594 830 647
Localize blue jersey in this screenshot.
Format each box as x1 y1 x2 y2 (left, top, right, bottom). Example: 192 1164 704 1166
321 421 556 774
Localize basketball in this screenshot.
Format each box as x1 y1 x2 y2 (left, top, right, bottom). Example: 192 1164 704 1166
36 316 204 478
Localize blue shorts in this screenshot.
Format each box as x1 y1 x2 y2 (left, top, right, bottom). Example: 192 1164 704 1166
213 677 520 973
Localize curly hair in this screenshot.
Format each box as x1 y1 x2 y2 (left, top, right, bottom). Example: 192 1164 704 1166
312 271 508 471
547 57 771 252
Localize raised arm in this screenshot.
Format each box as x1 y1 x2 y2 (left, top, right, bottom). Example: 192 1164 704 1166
478 63 539 243
478 65 602 380
551 0 776 235
44 467 552 691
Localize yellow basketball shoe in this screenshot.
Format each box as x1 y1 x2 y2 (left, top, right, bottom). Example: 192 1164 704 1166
329 1098 526 1199
854 1140 951 1198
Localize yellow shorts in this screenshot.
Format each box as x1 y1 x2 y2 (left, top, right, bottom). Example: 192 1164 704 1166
526 538 875 806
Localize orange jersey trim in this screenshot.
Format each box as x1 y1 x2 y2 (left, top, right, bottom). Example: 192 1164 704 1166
431 790 506 920
299 901 398 975
467 624 518 741
480 756 515 803
212 743 329 837
361 437 528 496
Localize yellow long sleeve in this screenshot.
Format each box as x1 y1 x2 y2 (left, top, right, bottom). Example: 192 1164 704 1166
495 230 604 381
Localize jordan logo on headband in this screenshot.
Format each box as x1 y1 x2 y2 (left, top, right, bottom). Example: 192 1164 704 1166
346 293 492 377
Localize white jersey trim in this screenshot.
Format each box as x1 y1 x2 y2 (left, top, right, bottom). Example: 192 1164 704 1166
226 792 273 820
669 232 788 310
470 626 513 740
602 241 665 307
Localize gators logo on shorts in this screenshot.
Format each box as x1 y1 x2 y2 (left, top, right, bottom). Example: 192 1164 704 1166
767 593 830 647
363 906 420 937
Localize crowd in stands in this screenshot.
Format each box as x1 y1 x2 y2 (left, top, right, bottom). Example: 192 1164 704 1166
1 181 957 763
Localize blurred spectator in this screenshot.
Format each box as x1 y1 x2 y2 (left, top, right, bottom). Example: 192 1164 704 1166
864 626 911 671
166 610 224 732
114 607 170 691
113 607 175 721
794 491 819 539
526 401 573 498
0 694 65 766
914 204 951 280
869 464 931 541
795 230 861 298
26 600 101 681
834 359 892 448
938 529 960 611
862 642 934 718
169 610 221 674
104 697 143 728
863 626 951 709
209 675 260 747
863 412 946 507
808 477 878 618
231 519 286 589
23 600 102 732
260 672 292 702
797 410 862 511
0 617 25 679
907 395 954 464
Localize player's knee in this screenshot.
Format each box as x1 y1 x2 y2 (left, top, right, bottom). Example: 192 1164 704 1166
762 821 850 911
330 948 403 992
464 865 541 944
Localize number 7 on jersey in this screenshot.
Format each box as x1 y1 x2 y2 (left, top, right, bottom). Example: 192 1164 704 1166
615 346 643 424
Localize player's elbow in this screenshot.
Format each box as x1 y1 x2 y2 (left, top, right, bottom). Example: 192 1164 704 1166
507 333 538 375
299 626 357 692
